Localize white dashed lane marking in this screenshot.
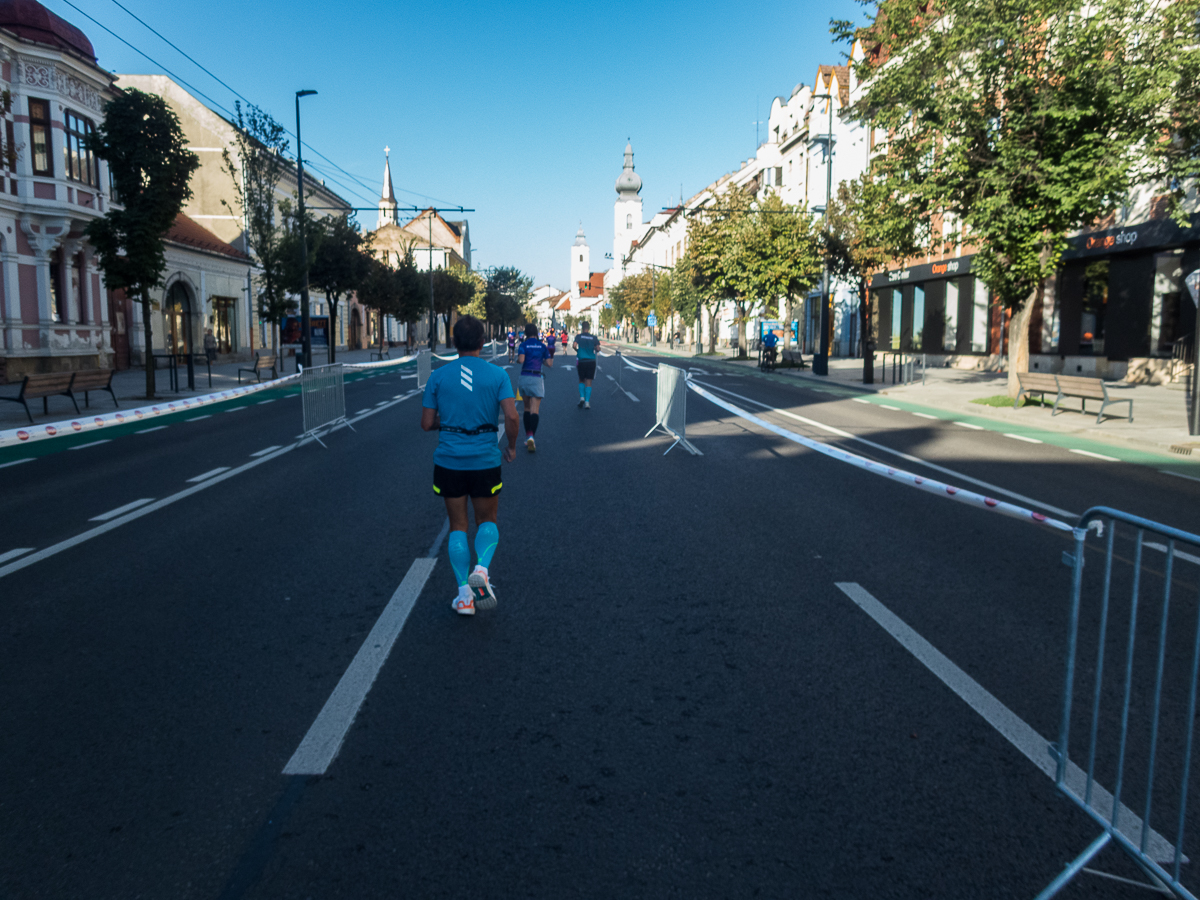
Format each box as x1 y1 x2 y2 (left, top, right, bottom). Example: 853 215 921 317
257 399 276 405
1070 448 1119 462
912 412 939 420
135 426 168 434
251 445 282 457
953 421 985 430
187 467 231 483
0 458 33 469
185 415 212 422
67 440 111 451
879 404 901 411
0 548 33 564
90 498 155 522
1003 433 1042 444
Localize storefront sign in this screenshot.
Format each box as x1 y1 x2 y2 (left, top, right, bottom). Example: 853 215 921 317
870 254 974 289
1063 213 1200 260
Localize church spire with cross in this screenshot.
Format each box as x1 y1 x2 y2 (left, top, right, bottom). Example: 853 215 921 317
378 146 397 229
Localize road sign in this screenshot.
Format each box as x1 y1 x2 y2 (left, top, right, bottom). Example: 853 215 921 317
647 314 657 326
1187 269 1199 306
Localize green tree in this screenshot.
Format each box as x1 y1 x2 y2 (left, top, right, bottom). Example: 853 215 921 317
824 175 923 381
838 0 1200 394
432 266 478 347
86 88 199 398
745 191 822 332
309 216 369 362
221 101 290 361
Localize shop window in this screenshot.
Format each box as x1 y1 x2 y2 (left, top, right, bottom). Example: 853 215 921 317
1150 251 1184 357
912 286 926 350
211 297 235 353
944 279 959 351
166 282 193 355
29 98 51 176
891 289 902 349
970 279 989 352
1079 259 1109 355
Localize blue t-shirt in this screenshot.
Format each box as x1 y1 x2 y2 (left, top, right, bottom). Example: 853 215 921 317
422 356 514 470
762 331 779 349
518 339 549 375
574 334 599 360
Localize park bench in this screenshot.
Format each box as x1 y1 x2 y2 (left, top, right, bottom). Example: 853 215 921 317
781 348 806 368
0 371 79 423
69 369 118 410
1014 371 1059 408
1053 374 1133 424
238 354 278 384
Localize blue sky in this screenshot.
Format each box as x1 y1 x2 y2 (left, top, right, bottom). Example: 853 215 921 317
51 0 865 288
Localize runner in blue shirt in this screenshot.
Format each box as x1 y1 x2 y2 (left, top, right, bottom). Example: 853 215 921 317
572 320 601 409
422 315 519 615
516 322 552 452
506 329 517 363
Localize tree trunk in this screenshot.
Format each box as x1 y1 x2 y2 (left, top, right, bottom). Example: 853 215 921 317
1006 287 1039 398
329 297 337 364
706 303 719 354
736 303 748 359
141 290 156 398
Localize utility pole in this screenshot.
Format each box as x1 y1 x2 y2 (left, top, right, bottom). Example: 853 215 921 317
295 89 317 368
811 91 835 376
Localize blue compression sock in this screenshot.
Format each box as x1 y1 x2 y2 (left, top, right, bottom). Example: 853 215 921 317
584 385 592 401
475 522 499 569
579 384 585 399
448 530 470 587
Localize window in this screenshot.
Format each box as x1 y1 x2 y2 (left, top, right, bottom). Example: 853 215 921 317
912 286 925 350
64 111 97 186
626 214 632 229
579 254 583 262
943 279 959 351
29 98 51 176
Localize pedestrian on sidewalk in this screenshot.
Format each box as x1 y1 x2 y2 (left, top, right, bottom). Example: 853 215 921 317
573 320 600 409
421 315 519 616
517 322 551 452
203 329 217 364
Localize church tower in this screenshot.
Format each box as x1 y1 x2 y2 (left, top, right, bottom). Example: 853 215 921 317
377 147 397 230
613 142 643 273
570 225 589 298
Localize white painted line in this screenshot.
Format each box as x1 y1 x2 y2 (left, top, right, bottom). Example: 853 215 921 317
393 394 405 400
185 415 212 422
224 406 246 412
186 467 231 483
835 582 1179 864
135 425 168 434
376 400 388 407
354 409 370 415
1069 448 1119 462
0 458 33 469
284 556 437 775
89 498 155 522
1162 469 1200 485
250 445 282 457
880 404 901 411
1003 433 1042 444
953 421 985 430
913 412 939 420
691 379 1076 519
1145 541 1200 566
257 398 276 405
851 397 871 404
0 547 33 564
68 439 111 451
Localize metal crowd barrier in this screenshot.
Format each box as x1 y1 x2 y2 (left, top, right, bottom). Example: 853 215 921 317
1039 507 1200 898
609 350 628 397
300 363 350 447
416 349 431 390
877 351 925 386
644 363 701 456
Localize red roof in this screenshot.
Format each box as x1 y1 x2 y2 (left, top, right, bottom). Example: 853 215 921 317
0 0 94 60
579 271 605 298
817 64 851 107
165 213 250 261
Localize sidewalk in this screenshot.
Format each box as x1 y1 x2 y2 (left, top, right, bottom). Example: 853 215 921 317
605 338 1199 459
0 347 411 431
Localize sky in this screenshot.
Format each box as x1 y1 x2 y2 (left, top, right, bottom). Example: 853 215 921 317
49 0 866 289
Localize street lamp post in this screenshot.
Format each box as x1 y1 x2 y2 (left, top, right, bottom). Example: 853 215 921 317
295 89 317 369
810 92 835 376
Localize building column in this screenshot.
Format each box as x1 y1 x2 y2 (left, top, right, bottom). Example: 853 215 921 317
20 218 69 351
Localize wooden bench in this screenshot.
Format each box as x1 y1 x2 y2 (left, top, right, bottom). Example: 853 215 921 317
1015 371 1059 408
1053 374 1133 424
781 348 806 368
70 369 118 410
238 354 277 384
0 372 79 423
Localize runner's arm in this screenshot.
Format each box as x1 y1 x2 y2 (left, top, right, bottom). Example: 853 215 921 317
501 397 518 463
420 406 439 431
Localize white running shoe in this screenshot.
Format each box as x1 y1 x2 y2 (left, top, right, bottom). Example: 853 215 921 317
584 401 591 409
526 436 536 452
578 398 585 408
451 588 475 616
469 566 497 610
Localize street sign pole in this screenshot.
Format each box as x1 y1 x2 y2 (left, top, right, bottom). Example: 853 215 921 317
1186 270 1200 435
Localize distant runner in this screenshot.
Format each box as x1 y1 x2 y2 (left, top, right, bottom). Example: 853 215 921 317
572 320 600 409
421 315 519 616
560 330 568 356
545 329 557 362
506 329 517 363
517 323 552 452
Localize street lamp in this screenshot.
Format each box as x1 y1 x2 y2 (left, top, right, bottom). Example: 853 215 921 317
810 91 835 376
295 89 317 369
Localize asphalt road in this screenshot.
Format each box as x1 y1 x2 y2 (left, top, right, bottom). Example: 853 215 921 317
2 351 1199 898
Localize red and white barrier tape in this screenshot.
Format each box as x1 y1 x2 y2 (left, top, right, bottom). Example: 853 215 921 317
687 380 1074 534
0 372 302 449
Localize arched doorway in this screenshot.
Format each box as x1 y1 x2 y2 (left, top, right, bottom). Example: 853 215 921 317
165 281 195 356
350 306 363 350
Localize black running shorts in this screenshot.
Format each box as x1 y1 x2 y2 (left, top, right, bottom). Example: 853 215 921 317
576 359 596 381
432 465 503 499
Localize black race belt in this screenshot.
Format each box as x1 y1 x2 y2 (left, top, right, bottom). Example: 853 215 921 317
438 423 499 435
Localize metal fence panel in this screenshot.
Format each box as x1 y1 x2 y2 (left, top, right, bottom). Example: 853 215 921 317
1039 507 1200 899
644 363 701 455
300 363 346 446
